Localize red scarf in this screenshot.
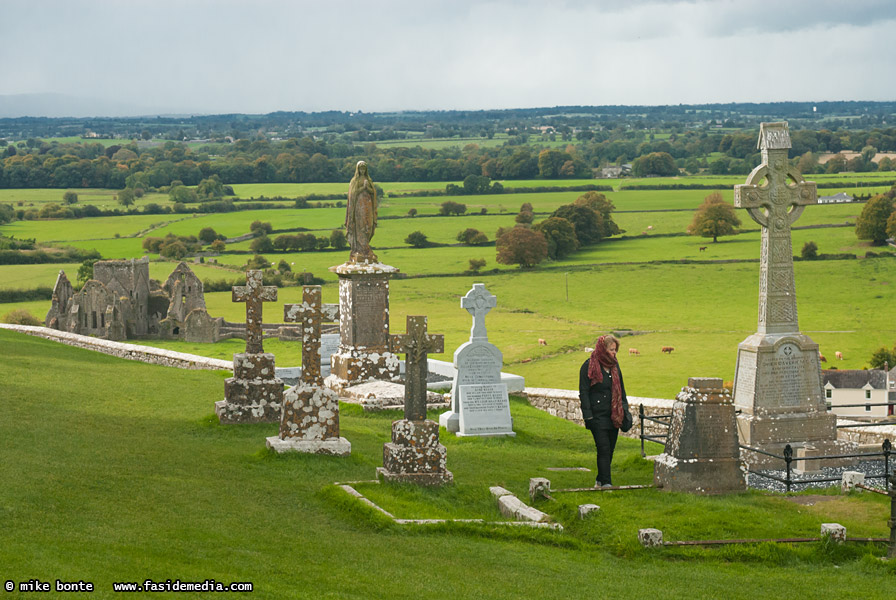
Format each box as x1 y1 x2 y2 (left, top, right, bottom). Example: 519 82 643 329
588 335 624 428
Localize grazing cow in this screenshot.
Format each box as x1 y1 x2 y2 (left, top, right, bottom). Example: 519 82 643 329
699 246 707 252
538 338 547 346
661 346 674 354
819 353 827 363
629 348 640 355
835 351 843 360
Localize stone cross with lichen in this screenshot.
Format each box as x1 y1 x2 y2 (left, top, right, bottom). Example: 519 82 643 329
389 315 444 421
734 122 817 335
284 286 339 386
232 270 278 354
461 283 496 341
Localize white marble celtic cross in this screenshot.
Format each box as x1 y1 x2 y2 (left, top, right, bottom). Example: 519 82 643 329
734 122 817 335
461 283 497 341
232 270 278 354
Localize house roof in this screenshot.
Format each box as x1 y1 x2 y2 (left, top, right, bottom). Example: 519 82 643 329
822 369 887 389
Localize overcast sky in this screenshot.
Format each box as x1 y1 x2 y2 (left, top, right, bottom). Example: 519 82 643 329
1 0 895 116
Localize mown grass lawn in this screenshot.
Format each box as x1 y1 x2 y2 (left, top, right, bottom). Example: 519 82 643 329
1 330 893 599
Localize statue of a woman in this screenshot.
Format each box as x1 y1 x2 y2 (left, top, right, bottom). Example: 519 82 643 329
345 161 378 263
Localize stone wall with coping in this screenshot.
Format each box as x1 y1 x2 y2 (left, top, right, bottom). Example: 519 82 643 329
0 324 231 371
521 387 674 441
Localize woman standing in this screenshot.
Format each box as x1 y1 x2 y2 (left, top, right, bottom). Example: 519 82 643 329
579 334 632 487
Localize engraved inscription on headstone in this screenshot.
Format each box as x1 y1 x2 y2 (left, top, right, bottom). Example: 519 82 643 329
320 333 340 366
354 281 386 347
458 383 513 436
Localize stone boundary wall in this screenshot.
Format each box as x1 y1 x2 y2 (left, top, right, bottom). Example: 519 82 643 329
0 324 232 371
521 387 674 441
522 387 894 446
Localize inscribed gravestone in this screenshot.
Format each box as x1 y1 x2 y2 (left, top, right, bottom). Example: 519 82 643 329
439 284 513 436
731 122 839 462
268 285 349 455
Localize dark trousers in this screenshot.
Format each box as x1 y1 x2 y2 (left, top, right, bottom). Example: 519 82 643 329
588 426 619 486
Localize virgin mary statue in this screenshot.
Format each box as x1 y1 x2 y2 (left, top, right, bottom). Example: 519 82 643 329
345 161 378 263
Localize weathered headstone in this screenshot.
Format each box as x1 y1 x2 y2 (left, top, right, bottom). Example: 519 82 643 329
215 271 284 423
284 292 340 375
267 286 350 455
653 377 745 494
732 122 841 464
440 284 514 436
377 316 453 485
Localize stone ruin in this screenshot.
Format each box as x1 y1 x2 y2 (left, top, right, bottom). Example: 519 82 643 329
653 377 746 494
215 270 284 424
377 315 453 486
45 258 216 342
266 285 350 455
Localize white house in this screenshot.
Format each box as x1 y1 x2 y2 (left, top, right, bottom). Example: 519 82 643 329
822 368 895 419
817 192 854 204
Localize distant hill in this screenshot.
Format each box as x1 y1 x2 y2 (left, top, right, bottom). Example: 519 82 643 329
0 93 178 118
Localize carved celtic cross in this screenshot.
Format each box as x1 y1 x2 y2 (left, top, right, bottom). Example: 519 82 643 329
389 315 444 421
461 283 497 341
232 270 278 354
734 122 817 335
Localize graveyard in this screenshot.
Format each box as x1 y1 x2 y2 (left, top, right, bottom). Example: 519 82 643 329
2 125 896 598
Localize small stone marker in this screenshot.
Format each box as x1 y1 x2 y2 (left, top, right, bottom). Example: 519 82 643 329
578 504 600 519
820 523 846 543
653 377 745 494
528 477 551 502
731 122 840 464
215 271 283 424
267 286 350 456
440 284 513 437
639 528 663 548
841 471 865 493
377 316 452 486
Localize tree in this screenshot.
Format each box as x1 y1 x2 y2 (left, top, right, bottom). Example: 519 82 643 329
159 241 188 260
0 203 15 224
551 204 602 245
888 210 896 241
63 191 78 204
250 235 274 253
329 228 348 250
196 175 225 199
246 255 269 270
405 231 429 248
801 241 818 260
169 184 197 204
468 258 486 273
515 210 534 225
407 208 418 217
456 228 487 245
496 227 548 268
573 192 621 238
277 259 292 272
533 216 578 259
250 220 273 236
855 194 895 245
687 192 741 243
632 152 678 177
117 187 136 207
76 259 97 284
210 239 226 252
869 345 896 370
439 201 467 216
199 227 220 245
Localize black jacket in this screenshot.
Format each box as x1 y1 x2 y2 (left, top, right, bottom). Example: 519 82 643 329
579 359 631 430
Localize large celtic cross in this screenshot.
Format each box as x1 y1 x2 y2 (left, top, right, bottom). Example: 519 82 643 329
734 122 817 335
389 316 444 421
232 270 278 354
461 283 496 341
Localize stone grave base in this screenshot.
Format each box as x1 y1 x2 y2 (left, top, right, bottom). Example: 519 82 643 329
266 436 351 456
216 352 284 424
653 455 745 494
280 382 340 439
339 380 449 412
456 429 516 438
377 419 453 486
215 396 282 424
327 350 400 392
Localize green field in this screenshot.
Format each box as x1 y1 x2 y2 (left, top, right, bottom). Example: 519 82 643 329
1 330 893 599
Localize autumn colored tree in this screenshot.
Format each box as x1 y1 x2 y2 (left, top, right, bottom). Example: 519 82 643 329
687 192 741 242
496 226 548 268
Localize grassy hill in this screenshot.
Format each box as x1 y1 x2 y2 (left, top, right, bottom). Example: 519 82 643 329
0 329 893 599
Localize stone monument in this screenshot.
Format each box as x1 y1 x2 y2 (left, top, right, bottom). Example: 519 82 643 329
732 122 840 462
377 316 453 485
285 291 340 377
267 286 350 455
326 161 401 391
439 284 514 437
215 270 284 423
653 377 745 494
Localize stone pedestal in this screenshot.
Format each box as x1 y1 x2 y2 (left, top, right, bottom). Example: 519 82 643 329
216 353 284 423
653 377 746 494
733 333 842 466
376 419 453 486
266 381 350 456
325 261 400 391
